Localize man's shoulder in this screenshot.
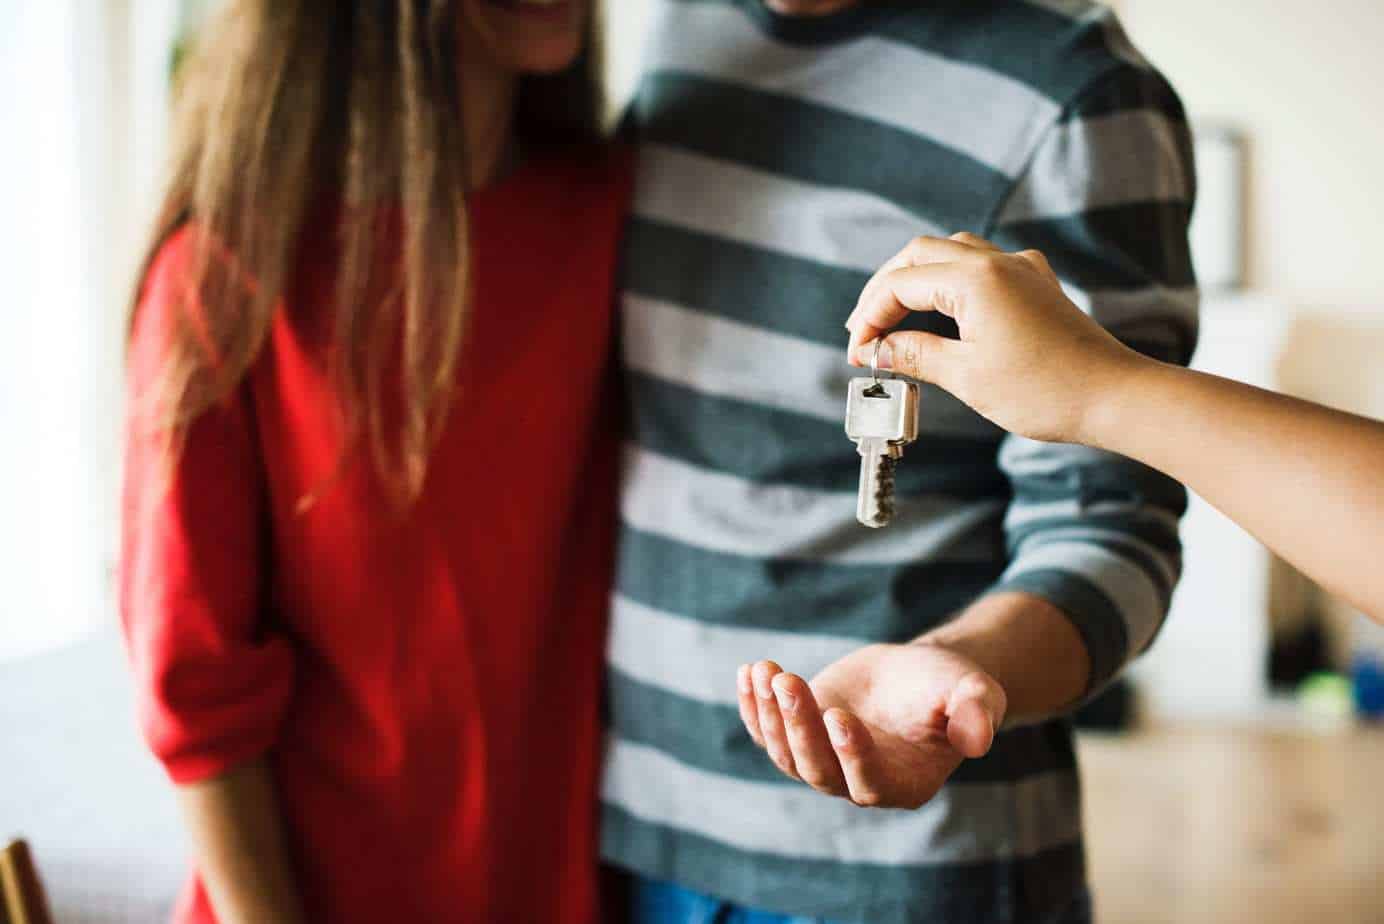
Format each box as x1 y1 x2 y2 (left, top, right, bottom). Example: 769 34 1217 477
883 0 1152 108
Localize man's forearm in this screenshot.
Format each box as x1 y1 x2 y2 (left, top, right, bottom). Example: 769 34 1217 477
177 759 305 924
916 591 1091 722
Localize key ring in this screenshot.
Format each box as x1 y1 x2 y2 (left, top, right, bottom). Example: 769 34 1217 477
871 337 886 386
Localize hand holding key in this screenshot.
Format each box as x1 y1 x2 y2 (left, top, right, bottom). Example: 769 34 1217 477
844 232 1142 446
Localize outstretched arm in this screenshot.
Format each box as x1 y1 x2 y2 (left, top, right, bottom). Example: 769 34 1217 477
847 233 1384 623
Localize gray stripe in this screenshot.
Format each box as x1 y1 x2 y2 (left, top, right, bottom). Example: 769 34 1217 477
1003 526 1179 590
602 737 1082 865
645 1 1058 176
1001 539 1165 654
1005 497 1184 537
621 444 1007 564
1000 434 1130 479
623 294 1004 440
608 593 861 706
633 143 941 273
996 110 1193 223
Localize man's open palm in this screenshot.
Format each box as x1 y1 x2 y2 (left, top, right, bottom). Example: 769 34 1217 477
736 643 1007 809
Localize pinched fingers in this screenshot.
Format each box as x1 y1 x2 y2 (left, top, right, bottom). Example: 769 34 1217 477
947 231 1003 251
847 235 994 340
769 673 848 796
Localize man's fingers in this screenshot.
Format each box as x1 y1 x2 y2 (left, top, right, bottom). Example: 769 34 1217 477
771 673 848 796
737 664 764 747
752 661 799 780
850 331 964 391
945 672 1007 759
823 708 890 808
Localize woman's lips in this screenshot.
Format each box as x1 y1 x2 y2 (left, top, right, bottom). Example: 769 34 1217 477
481 0 575 18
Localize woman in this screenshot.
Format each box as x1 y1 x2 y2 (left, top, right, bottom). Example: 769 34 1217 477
120 2 628 921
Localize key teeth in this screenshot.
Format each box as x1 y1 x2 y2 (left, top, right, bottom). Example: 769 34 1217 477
872 455 897 523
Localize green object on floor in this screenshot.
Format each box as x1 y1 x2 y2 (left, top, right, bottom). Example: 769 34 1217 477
1297 671 1354 719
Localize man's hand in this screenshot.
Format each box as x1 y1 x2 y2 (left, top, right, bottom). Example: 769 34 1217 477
736 643 1006 809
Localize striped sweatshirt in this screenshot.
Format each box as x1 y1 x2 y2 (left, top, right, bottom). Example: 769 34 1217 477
602 1 1198 921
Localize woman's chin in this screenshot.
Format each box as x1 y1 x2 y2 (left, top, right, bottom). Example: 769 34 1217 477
468 0 587 74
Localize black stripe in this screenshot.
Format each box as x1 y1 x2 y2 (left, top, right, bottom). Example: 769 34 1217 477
624 218 962 348
1065 62 1189 122
682 0 1132 113
990 569 1129 691
1119 331 1197 367
1007 513 1183 563
877 0 1132 104
1039 534 1179 601
616 527 1006 639
991 201 1197 290
635 72 1009 230
609 669 1077 786
628 373 1006 497
602 804 1088 924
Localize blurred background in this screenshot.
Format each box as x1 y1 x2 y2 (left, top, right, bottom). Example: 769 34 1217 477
3 1 1382 921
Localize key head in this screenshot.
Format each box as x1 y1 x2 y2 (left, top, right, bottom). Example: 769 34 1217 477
845 377 919 443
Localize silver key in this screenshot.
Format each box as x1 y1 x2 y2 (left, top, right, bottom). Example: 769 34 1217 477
845 371 919 529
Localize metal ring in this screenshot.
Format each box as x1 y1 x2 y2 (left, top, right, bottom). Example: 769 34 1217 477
871 337 884 385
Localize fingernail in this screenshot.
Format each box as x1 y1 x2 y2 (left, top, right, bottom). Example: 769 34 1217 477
826 714 850 746
774 684 797 714
876 339 894 369
737 665 751 695
753 668 774 701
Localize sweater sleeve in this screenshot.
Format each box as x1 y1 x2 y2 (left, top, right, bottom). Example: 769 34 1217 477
119 228 295 783
983 62 1199 695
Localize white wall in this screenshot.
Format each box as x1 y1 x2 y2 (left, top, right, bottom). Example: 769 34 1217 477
1120 0 1384 316
1120 1 1384 684
0 0 179 662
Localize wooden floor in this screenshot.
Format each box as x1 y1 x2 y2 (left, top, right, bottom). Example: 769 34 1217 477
1078 725 1384 924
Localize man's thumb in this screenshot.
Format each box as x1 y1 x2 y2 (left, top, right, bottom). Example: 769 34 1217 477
944 672 1007 759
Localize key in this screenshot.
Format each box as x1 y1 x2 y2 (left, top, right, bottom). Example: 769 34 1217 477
845 375 919 529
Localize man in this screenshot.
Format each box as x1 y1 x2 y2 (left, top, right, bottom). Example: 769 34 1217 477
603 0 1197 921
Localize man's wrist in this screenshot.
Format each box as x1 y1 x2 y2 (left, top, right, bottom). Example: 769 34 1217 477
914 592 1091 721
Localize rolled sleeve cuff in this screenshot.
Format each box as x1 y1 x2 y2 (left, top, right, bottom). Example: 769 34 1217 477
989 539 1169 695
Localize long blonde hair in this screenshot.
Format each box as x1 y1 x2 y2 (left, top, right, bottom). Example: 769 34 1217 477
131 1 601 502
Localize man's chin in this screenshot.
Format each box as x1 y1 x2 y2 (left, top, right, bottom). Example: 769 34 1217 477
761 0 865 17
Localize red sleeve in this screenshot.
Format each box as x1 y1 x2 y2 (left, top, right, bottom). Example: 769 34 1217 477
119 227 295 784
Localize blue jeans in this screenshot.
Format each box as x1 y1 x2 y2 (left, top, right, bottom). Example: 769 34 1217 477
627 875 1094 924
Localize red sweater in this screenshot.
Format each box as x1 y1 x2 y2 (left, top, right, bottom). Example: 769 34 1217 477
120 150 631 923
